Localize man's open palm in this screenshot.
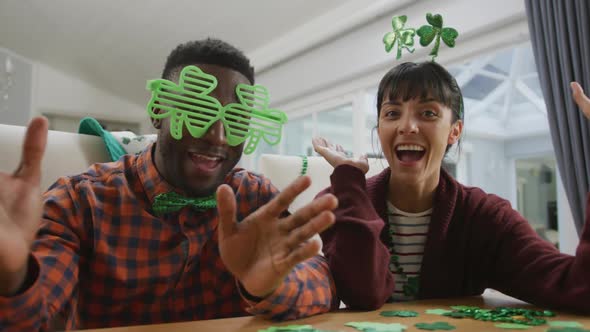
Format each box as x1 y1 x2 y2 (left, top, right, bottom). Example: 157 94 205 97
0 117 47 294
216 176 337 298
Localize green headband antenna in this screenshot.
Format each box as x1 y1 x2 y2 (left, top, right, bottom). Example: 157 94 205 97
146 65 287 154
383 15 416 60
384 13 459 61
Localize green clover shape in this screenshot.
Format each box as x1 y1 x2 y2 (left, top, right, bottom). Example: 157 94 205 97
383 15 416 60
416 13 459 61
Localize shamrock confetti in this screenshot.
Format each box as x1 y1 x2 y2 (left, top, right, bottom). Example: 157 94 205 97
258 325 341 332
444 306 551 325
416 13 459 61
494 323 532 330
258 325 313 332
425 309 453 315
450 306 480 311
345 321 407 332
549 322 585 328
414 322 456 330
443 311 471 319
380 310 418 317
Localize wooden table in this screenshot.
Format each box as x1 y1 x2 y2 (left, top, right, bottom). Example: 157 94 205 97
83 292 589 332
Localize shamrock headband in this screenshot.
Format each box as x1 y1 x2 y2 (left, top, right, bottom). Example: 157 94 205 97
146 65 287 155
383 13 458 61
383 13 464 118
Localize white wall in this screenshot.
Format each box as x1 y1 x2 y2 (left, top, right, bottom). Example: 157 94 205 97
259 0 528 110
32 62 152 132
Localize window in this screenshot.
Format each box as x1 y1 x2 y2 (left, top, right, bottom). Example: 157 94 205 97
515 156 558 246
284 114 315 156
316 104 354 155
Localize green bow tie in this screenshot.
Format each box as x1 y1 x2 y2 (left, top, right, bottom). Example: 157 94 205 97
152 192 217 215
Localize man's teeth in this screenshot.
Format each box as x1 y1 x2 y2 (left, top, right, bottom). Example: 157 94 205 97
396 145 425 151
194 154 221 161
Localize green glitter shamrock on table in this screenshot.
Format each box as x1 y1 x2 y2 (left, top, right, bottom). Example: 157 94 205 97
442 306 555 326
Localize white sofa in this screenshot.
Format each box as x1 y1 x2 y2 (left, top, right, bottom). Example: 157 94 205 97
0 123 110 190
258 154 388 212
0 123 388 208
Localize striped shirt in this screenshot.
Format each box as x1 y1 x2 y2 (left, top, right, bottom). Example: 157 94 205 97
387 202 431 302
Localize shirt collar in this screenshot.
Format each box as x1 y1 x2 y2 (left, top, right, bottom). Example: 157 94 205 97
136 143 177 204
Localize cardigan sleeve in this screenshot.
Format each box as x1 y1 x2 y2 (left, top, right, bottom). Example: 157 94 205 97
317 165 395 310
485 194 590 314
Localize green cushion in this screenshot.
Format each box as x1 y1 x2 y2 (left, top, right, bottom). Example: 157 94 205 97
78 117 127 162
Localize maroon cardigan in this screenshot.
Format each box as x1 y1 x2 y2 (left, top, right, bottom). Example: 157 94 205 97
318 165 590 313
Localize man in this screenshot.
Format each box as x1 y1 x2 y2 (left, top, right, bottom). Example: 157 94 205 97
0 39 338 331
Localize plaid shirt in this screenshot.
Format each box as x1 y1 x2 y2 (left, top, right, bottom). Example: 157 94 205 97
0 145 336 331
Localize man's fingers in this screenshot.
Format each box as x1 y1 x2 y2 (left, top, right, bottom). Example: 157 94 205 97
263 176 311 217
14 117 48 185
283 210 335 252
571 82 590 119
216 184 238 241
280 194 337 232
283 237 323 268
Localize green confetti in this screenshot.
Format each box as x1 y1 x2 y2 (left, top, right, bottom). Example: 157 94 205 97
415 322 456 330
380 310 418 317
258 325 315 332
444 306 548 325
546 328 590 332
425 309 453 315
494 323 532 330
450 306 480 311
549 322 584 328
443 311 470 319
345 321 407 332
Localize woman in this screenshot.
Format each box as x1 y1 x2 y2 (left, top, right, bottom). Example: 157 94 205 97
313 61 590 313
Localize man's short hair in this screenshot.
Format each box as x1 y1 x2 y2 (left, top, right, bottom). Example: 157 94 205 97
161 38 255 84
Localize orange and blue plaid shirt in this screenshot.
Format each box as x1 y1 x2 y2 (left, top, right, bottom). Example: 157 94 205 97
0 145 336 331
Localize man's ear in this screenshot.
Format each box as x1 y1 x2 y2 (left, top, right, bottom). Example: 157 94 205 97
152 117 162 129
151 101 162 129
447 120 463 145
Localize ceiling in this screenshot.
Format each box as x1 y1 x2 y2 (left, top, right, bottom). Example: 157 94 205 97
0 0 347 108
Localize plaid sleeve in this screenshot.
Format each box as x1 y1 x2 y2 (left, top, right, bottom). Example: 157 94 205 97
243 255 337 320
0 177 83 331
238 173 337 320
